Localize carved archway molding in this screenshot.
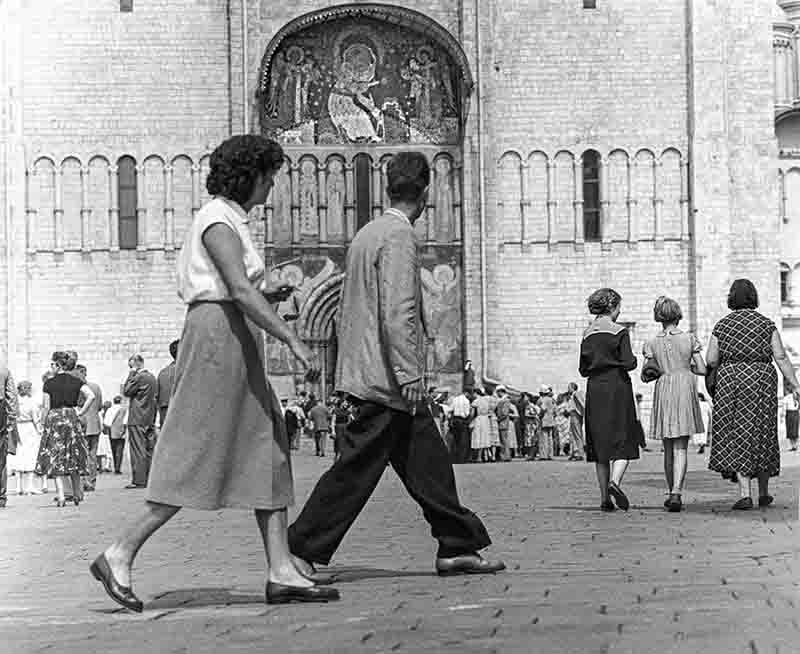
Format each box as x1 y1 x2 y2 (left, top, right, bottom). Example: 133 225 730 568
297 273 345 341
257 3 474 128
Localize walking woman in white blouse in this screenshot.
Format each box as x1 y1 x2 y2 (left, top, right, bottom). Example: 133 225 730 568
90 135 339 612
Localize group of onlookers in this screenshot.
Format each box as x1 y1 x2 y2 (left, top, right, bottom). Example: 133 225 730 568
281 392 355 459
0 342 179 508
427 382 586 465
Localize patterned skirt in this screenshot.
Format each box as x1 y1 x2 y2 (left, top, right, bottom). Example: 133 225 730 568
709 361 779 478
35 407 89 477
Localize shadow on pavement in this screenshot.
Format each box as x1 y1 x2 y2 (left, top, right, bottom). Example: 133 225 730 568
323 567 436 583
143 588 264 610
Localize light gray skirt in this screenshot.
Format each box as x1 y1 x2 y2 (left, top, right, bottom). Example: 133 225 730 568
146 301 294 510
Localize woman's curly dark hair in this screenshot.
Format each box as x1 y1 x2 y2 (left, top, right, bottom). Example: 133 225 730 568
51 351 72 370
205 135 284 206
587 287 622 315
727 278 759 310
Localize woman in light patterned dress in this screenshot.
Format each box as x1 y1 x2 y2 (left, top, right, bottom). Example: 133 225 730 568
470 388 492 462
641 297 706 512
706 280 800 510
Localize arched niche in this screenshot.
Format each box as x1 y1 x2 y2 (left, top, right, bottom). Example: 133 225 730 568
257 4 474 146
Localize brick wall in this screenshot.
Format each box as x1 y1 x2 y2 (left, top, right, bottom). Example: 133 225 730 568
0 0 782 410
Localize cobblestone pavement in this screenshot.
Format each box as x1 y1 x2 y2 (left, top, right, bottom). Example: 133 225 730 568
2 440 800 654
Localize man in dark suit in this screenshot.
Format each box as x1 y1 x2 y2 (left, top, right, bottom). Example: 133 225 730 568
77 364 104 491
122 354 158 488
0 362 19 508
288 152 504 579
156 340 179 428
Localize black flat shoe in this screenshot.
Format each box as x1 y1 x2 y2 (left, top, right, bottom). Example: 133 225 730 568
608 481 630 511
758 494 774 507
89 553 143 613
265 582 340 604
601 500 616 512
732 497 753 511
436 554 506 576
663 497 671 509
667 494 682 512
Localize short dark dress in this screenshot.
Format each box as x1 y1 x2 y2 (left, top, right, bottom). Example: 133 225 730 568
708 310 779 478
579 317 641 463
35 373 90 477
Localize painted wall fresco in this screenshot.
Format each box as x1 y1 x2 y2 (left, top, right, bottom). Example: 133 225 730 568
264 247 463 381
261 16 461 145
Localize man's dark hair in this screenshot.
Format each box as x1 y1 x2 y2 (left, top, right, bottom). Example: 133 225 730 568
206 135 284 206
76 364 87 374
169 339 180 359
727 278 759 310
386 152 430 203
113 395 122 404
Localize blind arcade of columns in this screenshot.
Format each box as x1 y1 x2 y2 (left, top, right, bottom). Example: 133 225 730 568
258 5 474 399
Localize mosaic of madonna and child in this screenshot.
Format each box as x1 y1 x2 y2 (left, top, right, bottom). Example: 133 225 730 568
260 19 462 146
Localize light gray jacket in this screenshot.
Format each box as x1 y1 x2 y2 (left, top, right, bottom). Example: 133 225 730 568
335 209 425 413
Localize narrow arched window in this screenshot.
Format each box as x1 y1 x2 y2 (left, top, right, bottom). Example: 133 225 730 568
781 264 791 305
354 153 372 231
582 150 601 241
117 156 138 250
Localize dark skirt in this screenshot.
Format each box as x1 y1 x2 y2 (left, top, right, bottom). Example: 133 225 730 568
146 301 294 511
585 368 641 463
35 407 90 477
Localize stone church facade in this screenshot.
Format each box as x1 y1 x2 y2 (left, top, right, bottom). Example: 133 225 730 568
0 0 796 402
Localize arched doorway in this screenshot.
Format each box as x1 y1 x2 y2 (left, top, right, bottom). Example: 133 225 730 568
259 4 472 399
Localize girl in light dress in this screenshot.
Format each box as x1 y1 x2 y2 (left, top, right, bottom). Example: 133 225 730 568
10 381 44 495
642 297 706 512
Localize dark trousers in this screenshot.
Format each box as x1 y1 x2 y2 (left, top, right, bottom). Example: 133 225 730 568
110 438 125 473
158 406 168 428
314 430 328 456
0 439 7 505
127 424 155 487
288 429 300 450
450 417 470 464
288 401 491 565
83 434 100 489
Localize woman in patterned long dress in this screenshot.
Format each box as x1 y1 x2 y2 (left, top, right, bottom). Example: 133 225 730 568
579 288 641 512
91 136 338 614
35 352 95 507
707 279 800 510
642 297 707 513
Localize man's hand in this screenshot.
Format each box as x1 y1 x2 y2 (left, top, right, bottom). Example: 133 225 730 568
401 379 424 413
290 340 321 383
263 283 295 304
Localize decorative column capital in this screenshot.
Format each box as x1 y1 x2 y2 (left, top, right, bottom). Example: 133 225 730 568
778 1 800 24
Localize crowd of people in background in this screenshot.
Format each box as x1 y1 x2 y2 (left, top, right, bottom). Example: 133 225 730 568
0 342 179 509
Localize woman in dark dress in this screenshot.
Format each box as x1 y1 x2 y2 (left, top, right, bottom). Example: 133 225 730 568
579 288 641 511
706 279 800 510
35 351 96 507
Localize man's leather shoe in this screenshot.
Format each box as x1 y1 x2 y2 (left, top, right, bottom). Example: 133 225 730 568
265 582 340 604
89 553 143 613
758 494 774 507
435 554 506 577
